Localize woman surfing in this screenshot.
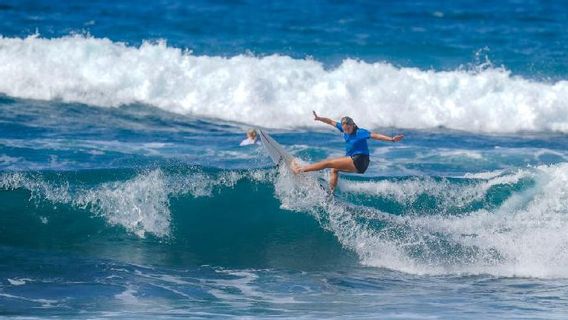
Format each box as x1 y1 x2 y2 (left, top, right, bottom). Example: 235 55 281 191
292 111 404 192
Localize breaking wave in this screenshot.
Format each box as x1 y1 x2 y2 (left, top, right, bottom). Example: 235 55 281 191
1 35 568 133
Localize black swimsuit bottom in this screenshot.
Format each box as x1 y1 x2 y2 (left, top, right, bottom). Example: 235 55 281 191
351 154 370 174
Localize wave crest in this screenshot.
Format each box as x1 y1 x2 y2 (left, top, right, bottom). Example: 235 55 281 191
1 35 568 132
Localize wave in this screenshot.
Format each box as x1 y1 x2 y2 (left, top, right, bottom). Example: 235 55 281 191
0 167 354 269
1 163 568 277
0 167 272 238
1 35 568 133
270 164 568 278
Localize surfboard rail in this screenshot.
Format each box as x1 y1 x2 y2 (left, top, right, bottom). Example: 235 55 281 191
258 129 294 166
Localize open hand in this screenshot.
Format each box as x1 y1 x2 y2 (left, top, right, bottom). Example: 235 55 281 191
312 110 320 121
392 134 404 142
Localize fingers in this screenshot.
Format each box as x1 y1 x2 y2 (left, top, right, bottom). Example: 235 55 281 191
291 159 302 174
292 164 303 174
390 135 404 142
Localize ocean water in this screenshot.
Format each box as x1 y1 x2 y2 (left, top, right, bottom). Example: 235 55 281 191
2 0 568 319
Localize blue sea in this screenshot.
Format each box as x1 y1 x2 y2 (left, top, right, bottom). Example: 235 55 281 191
2 0 568 318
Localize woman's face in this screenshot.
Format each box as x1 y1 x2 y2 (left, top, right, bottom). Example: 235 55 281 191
342 123 354 134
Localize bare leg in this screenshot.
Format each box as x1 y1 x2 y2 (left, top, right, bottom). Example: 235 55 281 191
293 157 357 191
296 157 356 173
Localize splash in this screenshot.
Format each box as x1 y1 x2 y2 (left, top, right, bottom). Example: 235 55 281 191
273 163 568 278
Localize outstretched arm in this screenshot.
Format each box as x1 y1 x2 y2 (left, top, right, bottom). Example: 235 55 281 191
371 132 404 142
312 111 337 127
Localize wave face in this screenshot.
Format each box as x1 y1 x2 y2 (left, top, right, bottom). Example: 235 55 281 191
2 163 568 278
1 35 568 133
0 168 354 270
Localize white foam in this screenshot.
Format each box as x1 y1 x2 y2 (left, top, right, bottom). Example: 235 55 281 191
367 164 568 277
0 170 170 237
75 169 171 238
114 287 140 304
438 150 483 160
0 293 58 307
275 163 568 278
207 270 261 306
272 163 330 213
1 35 568 133
464 170 505 179
339 169 531 209
7 278 32 286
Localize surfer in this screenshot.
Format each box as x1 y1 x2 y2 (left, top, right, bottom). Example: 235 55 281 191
240 128 261 146
292 111 403 192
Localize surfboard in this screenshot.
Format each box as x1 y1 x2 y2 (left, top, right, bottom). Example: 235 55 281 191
258 129 332 197
257 129 295 167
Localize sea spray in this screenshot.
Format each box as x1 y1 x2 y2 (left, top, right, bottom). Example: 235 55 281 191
271 163 568 277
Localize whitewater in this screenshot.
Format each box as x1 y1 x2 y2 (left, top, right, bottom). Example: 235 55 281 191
1 35 568 133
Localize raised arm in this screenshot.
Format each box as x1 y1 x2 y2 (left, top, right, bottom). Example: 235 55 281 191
312 111 337 127
371 132 404 142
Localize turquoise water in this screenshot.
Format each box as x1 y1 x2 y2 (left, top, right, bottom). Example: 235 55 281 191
2 1 568 318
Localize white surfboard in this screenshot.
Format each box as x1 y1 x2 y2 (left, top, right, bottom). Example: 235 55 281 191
258 129 338 197
257 129 295 167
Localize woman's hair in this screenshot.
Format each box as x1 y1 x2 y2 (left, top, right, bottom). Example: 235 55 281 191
341 116 355 126
247 128 257 138
341 116 358 134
